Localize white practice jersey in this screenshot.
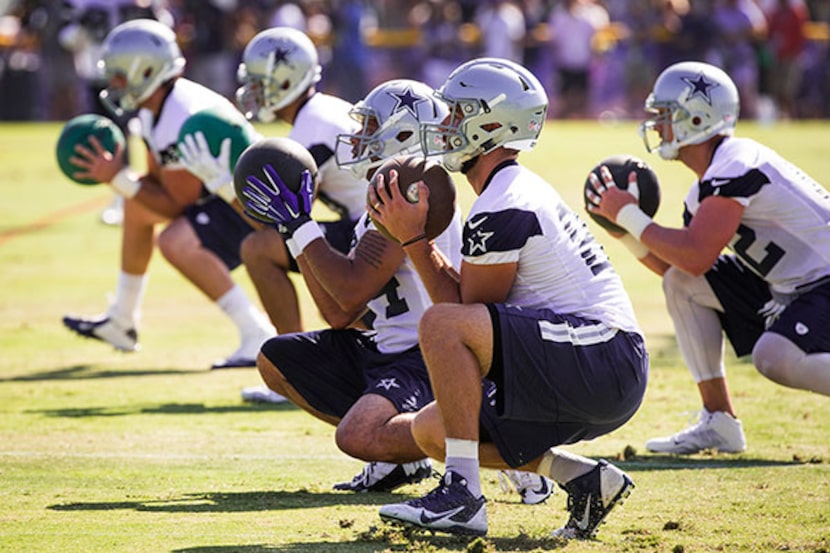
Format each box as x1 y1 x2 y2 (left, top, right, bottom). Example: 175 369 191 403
290 93 367 221
137 79 243 170
352 211 463 354
686 136 830 294
463 161 640 333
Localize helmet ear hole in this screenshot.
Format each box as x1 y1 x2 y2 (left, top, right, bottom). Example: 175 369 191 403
691 115 703 126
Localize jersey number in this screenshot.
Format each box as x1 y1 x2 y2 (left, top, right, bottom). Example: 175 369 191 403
733 224 784 276
374 277 410 319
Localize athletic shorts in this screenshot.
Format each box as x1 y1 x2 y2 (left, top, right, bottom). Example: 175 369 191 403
259 328 434 419
706 255 830 356
480 303 649 468
183 196 255 270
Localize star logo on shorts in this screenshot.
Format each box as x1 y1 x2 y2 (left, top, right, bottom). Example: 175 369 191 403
795 322 809 335
376 378 400 391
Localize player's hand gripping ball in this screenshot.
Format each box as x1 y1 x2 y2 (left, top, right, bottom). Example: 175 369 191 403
56 114 126 185
178 105 260 173
233 137 319 226
584 154 661 234
368 156 456 242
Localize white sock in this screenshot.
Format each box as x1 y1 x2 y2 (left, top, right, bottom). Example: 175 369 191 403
216 285 273 339
537 448 596 485
445 438 481 496
106 271 147 328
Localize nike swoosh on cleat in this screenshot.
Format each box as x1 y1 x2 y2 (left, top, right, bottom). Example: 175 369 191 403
419 505 466 525
530 479 549 497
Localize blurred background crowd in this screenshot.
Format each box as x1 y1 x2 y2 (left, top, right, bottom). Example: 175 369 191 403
1 0 829 123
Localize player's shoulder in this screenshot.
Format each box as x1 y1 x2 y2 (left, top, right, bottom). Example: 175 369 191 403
708 136 766 178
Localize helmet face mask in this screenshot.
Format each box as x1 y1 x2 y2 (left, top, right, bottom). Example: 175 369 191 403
639 61 740 160
235 27 321 122
419 58 547 172
98 20 185 116
335 79 448 180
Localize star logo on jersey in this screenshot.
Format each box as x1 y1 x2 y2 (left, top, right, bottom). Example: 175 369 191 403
467 228 494 255
376 378 400 391
681 73 719 105
388 86 426 118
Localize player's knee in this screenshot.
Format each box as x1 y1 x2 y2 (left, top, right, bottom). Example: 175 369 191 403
752 333 799 386
239 231 261 267
418 304 459 344
157 225 185 264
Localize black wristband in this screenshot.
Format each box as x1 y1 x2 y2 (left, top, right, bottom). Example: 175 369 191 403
401 233 427 247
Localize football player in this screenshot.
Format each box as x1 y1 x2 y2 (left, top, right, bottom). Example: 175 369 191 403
63 19 275 369
587 61 830 454
183 27 367 361
237 79 462 493
370 58 648 539
334 79 554 505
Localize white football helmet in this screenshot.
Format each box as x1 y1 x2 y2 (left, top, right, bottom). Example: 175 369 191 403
639 61 740 160
98 19 185 116
335 79 449 179
420 58 548 173
236 27 322 123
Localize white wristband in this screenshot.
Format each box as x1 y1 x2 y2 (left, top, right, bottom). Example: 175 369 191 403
618 234 649 259
290 220 324 253
111 168 140 199
615 203 653 241
285 236 302 259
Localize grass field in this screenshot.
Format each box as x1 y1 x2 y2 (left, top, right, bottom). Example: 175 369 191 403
0 120 828 553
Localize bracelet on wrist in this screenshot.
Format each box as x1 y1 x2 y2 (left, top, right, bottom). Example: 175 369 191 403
401 233 427 247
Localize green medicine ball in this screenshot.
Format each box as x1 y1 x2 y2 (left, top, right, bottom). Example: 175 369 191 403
55 114 126 186
177 106 260 172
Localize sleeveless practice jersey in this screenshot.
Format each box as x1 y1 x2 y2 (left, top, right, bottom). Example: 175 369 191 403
290 93 367 221
137 78 244 170
353 211 463 353
685 136 830 294
463 161 640 333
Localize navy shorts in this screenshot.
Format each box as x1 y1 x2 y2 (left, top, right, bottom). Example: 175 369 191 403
706 255 830 355
259 328 434 419
479 303 648 468
183 196 255 270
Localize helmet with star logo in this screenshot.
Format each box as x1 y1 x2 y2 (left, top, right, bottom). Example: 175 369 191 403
420 58 548 173
639 61 740 160
235 27 322 122
335 79 449 180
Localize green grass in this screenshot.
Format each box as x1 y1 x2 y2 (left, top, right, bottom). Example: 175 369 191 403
0 121 828 552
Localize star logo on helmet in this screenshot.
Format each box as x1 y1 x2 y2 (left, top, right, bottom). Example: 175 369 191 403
681 73 719 105
388 86 426 118
272 45 293 66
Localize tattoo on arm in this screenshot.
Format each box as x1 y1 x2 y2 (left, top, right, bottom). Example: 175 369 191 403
355 231 392 270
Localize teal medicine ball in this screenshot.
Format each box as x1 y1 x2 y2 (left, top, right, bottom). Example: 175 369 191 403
55 114 126 185
177 106 260 172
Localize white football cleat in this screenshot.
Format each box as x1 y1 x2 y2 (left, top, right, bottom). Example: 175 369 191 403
497 469 554 504
240 385 289 404
646 408 746 454
63 314 139 352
